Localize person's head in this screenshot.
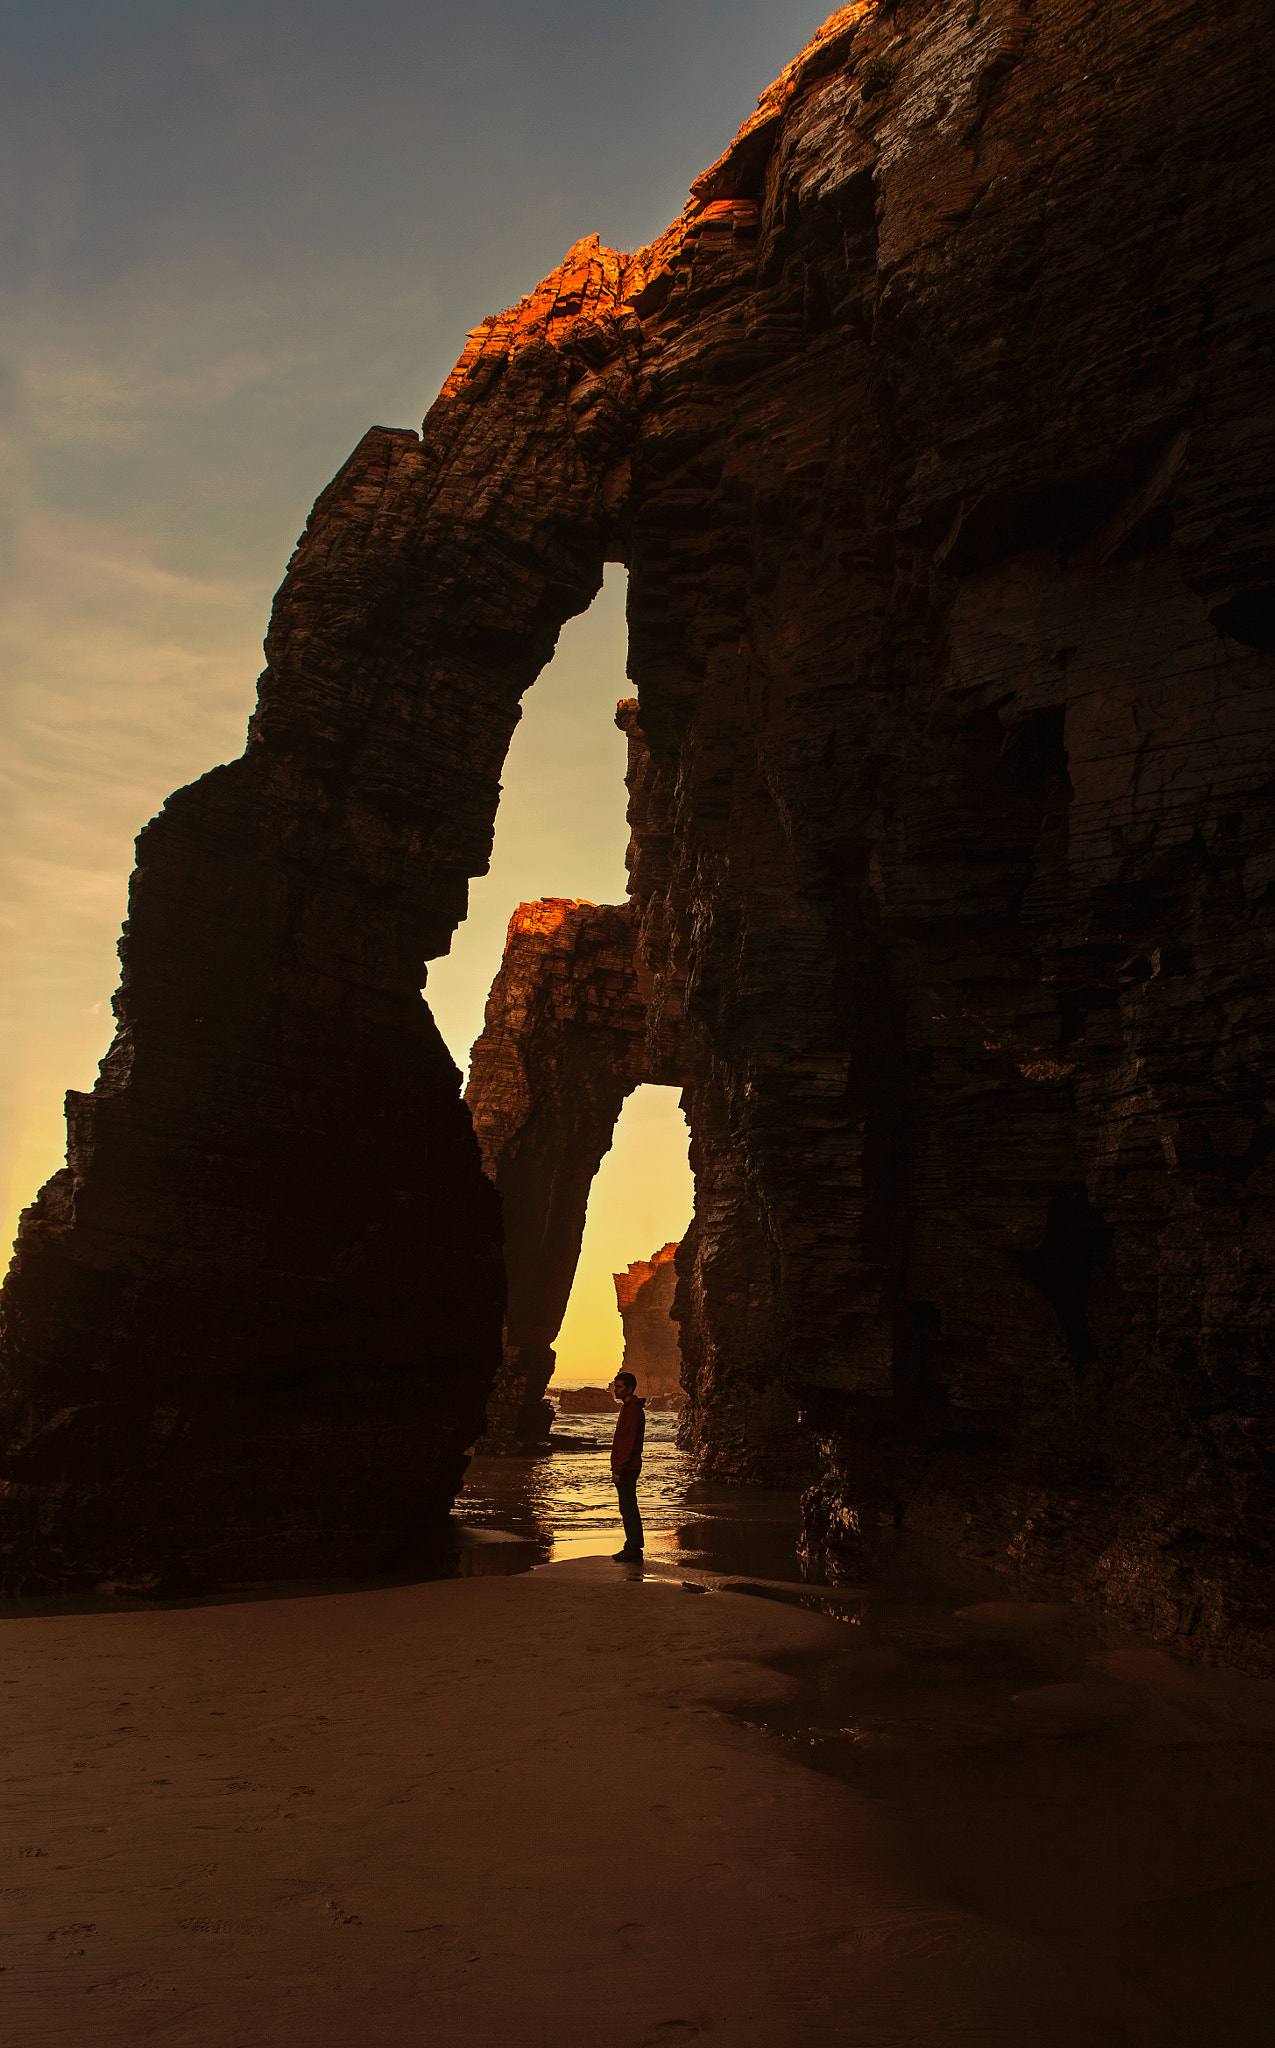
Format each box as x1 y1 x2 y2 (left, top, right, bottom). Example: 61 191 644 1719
612 1371 637 1401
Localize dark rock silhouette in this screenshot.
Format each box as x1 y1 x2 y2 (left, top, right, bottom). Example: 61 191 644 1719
673 1081 815 1489
615 695 808 1480
2 1 1273 1661
554 1386 618 1417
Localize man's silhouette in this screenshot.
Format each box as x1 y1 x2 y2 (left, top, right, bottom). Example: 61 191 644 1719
610 1371 646 1561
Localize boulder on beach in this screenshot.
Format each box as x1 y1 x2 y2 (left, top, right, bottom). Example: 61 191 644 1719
553 1385 618 1415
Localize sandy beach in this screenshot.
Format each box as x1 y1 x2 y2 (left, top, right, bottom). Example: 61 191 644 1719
6 1550 1275 2047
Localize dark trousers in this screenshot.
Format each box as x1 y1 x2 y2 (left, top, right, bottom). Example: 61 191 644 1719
615 1469 643 1552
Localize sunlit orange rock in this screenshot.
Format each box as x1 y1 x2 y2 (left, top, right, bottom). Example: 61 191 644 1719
505 899 594 941
613 1243 682 1400
614 1242 678 1318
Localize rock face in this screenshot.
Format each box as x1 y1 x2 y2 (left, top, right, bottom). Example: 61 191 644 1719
647 0 1273 1657
3 0 1274 1659
613 1244 682 1397
672 1080 816 1488
616 697 811 1480
0 233 651 1581
464 897 655 1450
554 1386 618 1416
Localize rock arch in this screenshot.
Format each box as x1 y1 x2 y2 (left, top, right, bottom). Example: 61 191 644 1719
464 894 655 1453
462 698 810 1481
0 239 649 1585
3 1 1275 1668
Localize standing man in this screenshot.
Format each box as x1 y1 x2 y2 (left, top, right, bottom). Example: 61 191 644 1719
610 1371 646 1561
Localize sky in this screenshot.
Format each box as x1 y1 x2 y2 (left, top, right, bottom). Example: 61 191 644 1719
1 0 830 1380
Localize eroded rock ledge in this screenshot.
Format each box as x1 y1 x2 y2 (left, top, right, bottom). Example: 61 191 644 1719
614 1244 682 1399
2 0 1273 1662
465 897 652 1450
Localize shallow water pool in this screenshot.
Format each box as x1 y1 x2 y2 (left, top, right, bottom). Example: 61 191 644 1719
454 1399 805 1576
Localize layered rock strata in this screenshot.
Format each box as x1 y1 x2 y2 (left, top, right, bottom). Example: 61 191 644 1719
618 695 806 1478
1 0 1272 1663
464 898 654 1450
673 1080 816 1489
617 0 1275 1658
613 1243 682 1398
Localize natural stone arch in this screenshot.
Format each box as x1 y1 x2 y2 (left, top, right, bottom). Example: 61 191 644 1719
462 690 811 1479
1 0 1273 1672
0 238 655 1587
463 892 810 1482
464 895 656 1452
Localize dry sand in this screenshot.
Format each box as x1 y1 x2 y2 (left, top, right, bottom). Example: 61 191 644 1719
1 1557 1269 2046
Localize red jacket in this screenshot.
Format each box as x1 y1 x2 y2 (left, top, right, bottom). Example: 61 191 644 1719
611 1395 646 1478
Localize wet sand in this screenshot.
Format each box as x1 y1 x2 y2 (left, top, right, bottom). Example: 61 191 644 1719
5 1549 1275 2046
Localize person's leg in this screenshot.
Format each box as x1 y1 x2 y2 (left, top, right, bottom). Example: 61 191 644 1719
616 1471 643 1554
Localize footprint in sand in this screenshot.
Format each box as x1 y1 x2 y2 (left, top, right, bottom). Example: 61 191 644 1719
325 1900 363 1926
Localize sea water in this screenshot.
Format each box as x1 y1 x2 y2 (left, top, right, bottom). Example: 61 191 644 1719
454 1398 803 1576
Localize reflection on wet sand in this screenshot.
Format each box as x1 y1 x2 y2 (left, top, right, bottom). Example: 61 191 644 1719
3 1398 1273 2042
457 1399 1275 2046
455 1401 805 1577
